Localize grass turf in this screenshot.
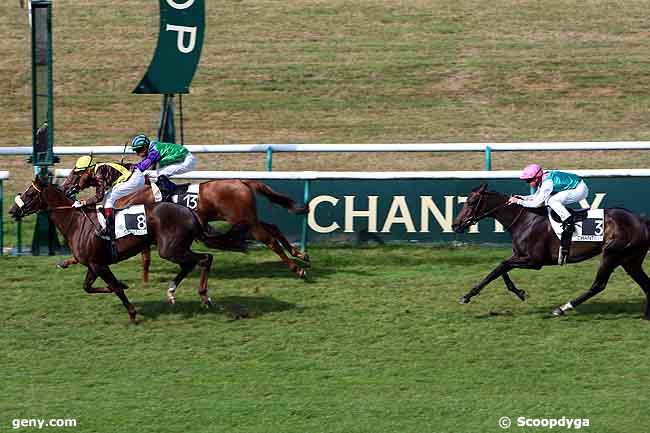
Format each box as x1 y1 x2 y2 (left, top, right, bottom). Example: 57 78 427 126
1 245 649 432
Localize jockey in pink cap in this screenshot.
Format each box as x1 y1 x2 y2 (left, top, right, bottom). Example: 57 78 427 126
507 164 589 265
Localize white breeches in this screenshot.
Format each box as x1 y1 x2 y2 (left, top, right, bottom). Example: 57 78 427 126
104 169 145 208
156 153 196 178
546 181 589 221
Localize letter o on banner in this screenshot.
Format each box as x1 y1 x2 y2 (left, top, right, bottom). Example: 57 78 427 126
166 0 195 9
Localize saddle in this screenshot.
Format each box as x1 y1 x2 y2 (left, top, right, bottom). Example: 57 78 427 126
156 175 191 201
548 207 589 225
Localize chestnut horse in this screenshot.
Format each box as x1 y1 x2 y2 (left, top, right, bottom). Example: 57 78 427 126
9 177 241 322
60 174 310 281
452 184 650 319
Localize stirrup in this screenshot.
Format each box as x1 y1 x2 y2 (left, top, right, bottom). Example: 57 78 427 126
558 246 569 266
109 244 119 263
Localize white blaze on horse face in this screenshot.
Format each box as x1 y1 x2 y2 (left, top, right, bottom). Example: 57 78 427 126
14 195 24 208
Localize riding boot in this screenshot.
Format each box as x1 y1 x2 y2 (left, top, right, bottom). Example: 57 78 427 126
156 175 177 202
559 215 575 266
96 207 111 239
98 208 118 262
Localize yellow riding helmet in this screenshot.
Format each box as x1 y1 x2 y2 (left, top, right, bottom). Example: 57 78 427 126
74 155 96 172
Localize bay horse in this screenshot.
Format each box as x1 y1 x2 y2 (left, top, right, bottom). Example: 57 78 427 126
452 184 650 319
9 177 241 323
60 173 310 281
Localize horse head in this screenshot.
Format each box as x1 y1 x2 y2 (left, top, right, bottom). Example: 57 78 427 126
452 184 508 233
60 169 93 198
9 177 69 220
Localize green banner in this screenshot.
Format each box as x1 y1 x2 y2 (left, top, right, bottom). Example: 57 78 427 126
133 0 205 94
254 177 650 245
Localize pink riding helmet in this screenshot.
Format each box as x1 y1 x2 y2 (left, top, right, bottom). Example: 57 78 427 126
520 163 543 180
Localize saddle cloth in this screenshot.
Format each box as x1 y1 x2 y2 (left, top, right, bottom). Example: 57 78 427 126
96 204 148 239
548 208 604 242
171 183 200 210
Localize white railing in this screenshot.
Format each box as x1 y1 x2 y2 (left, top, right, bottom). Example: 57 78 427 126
0 171 9 180
6 141 650 155
6 141 650 171
53 168 650 180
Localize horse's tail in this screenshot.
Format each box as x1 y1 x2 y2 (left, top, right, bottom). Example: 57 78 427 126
241 179 310 215
192 211 249 253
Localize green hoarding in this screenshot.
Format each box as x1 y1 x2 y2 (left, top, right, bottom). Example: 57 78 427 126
254 177 650 246
134 0 205 94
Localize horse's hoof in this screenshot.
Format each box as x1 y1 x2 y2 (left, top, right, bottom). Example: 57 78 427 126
301 253 311 263
56 261 68 269
459 295 471 304
298 269 307 279
517 290 528 302
552 307 565 317
203 297 214 308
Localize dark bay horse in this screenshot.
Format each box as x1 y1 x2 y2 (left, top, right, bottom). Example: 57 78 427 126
9 177 239 322
60 173 310 281
452 184 650 319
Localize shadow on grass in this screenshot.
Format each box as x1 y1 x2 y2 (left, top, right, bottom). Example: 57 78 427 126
145 259 372 284
469 300 648 320
137 295 296 320
213 261 319 279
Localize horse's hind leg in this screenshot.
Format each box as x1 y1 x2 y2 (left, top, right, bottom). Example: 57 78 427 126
553 255 619 317
251 223 306 279
262 221 310 264
164 261 196 305
621 259 650 320
159 244 214 306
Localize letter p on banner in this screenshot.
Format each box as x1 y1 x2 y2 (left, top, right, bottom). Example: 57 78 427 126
134 0 205 94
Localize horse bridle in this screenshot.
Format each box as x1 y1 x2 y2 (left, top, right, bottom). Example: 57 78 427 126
463 193 525 231
15 182 99 230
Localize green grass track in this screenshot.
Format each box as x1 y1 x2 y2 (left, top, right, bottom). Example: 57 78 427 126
1 245 649 432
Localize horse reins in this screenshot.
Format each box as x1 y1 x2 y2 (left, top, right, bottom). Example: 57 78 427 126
21 182 102 232
467 195 526 232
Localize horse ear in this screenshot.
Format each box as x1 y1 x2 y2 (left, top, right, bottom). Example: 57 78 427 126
478 183 488 192
34 175 46 186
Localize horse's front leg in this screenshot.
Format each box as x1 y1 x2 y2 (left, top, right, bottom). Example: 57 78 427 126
92 264 136 323
57 257 79 269
502 272 527 301
460 256 538 304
